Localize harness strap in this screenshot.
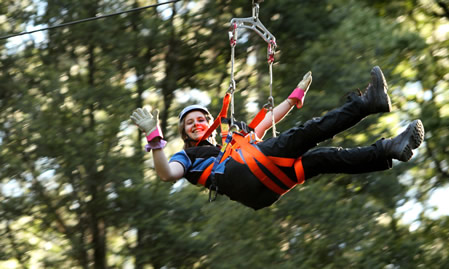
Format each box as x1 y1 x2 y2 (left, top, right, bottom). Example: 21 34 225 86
294 157 305 185
195 93 232 146
230 150 304 185
248 107 267 130
198 133 305 195
198 163 214 186
239 145 287 195
266 156 305 184
197 133 237 187
232 134 297 189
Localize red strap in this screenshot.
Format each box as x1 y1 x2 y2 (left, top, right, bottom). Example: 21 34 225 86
198 163 214 186
195 92 265 145
248 107 268 130
267 156 295 167
231 149 245 164
222 141 234 160
294 157 305 184
233 135 297 189
195 93 231 146
240 147 286 195
197 136 235 187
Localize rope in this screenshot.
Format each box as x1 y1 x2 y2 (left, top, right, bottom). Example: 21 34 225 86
0 0 181 41
229 23 237 129
268 61 276 137
228 1 277 137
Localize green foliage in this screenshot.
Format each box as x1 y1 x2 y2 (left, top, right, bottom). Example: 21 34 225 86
0 0 448 268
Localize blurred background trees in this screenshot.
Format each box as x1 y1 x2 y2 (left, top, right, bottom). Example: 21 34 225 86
0 0 448 268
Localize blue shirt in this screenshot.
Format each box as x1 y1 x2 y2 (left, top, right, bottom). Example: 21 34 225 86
169 143 230 186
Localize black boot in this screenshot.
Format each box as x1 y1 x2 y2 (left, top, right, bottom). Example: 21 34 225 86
382 120 425 162
361 66 392 114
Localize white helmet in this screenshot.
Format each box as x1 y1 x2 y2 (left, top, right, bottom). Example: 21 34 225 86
178 105 211 122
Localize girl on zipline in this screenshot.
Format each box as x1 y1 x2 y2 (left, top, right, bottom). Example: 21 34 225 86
130 66 424 210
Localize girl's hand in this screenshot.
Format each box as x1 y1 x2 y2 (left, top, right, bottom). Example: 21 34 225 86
288 71 312 108
130 108 160 136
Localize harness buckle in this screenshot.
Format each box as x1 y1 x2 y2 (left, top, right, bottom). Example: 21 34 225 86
208 183 219 202
248 132 258 144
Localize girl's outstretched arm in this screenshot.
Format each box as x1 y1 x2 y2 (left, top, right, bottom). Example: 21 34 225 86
255 71 312 139
130 108 183 182
151 139 184 182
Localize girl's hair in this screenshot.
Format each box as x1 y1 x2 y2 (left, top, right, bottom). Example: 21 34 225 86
178 111 217 149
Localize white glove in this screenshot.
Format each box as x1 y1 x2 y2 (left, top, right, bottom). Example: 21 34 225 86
297 71 312 91
130 108 159 136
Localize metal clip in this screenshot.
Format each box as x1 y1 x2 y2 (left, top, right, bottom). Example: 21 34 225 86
229 123 240 133
248 132 258 144
267 40 276 63
228 22 237 47
264 96 275 109
252 2 259 20
208 182 219 202
227 80 236 94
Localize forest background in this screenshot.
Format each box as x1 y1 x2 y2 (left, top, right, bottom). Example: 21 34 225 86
1 0 448 268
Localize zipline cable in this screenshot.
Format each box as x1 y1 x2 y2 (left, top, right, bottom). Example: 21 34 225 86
0 0 181 41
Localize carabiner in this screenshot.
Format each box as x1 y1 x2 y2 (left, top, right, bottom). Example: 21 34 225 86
228 22 237 47
267 40 276 63
208 181 219 202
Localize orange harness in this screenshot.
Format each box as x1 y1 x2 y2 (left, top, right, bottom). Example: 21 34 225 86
195 93 305 196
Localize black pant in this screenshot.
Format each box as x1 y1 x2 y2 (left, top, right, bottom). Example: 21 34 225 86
218 93 392 210
257 93 392 179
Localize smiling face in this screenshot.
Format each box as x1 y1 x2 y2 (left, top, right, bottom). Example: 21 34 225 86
183 111 210 141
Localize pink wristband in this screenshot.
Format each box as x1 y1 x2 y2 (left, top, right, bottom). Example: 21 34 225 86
146 126 163 142
288 87 305 108
145 139 167 152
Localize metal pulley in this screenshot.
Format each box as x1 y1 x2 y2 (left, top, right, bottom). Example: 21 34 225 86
228 0 278 137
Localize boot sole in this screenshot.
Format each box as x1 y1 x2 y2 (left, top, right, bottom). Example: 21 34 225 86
371 66 392 113
397 120 425 161
409 119 425 149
